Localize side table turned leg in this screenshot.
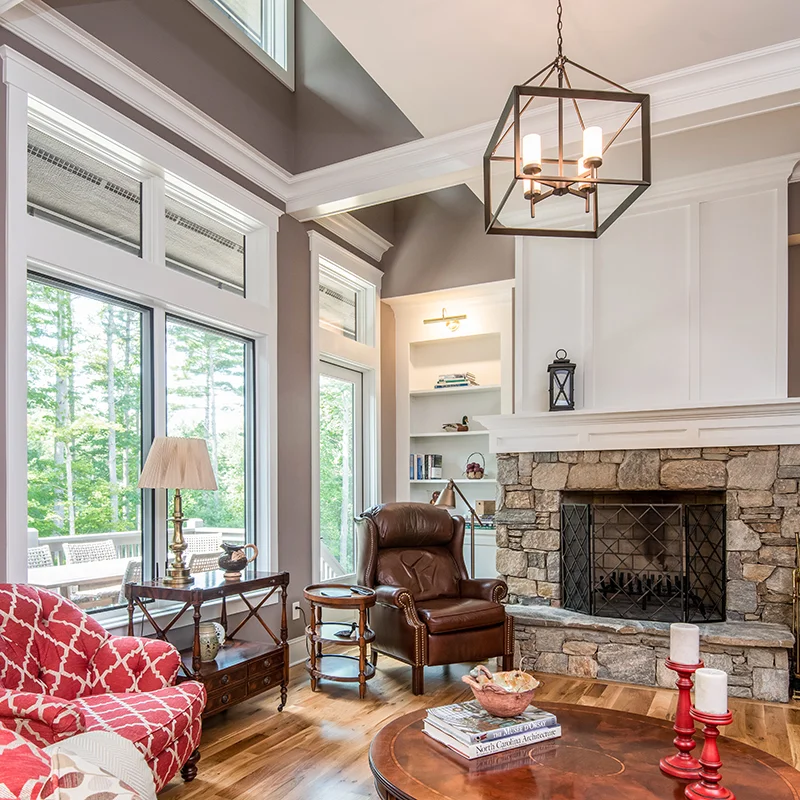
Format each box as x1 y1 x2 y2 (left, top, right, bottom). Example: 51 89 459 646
358 606 367 699
309 601 318 692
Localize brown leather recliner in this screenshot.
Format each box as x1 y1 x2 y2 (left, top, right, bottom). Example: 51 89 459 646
356 502 514 695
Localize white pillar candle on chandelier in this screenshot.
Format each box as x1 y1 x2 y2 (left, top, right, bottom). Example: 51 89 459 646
582 125 604 168
694 668 728 715
523 179 542 200
522 133 542 175
669 622 700 666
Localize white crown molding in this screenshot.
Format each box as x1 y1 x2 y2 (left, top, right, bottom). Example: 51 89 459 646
1 0 292 203
476 398 800 454
287 38 800 220
383 278 515 310
313 212 393 262
0 1 24 13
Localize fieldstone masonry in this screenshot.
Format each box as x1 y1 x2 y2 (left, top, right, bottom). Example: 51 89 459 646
496 446 798 701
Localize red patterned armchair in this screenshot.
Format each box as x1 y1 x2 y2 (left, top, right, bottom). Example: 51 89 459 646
0 584 206 791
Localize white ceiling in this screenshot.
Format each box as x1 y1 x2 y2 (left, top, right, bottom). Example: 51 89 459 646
304 0 800 138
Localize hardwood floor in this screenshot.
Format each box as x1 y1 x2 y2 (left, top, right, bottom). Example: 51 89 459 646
161 655 800 799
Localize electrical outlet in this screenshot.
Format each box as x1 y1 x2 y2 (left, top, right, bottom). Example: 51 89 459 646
292 601 301 621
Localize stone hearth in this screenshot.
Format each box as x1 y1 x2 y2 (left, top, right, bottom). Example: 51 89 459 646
495 445 798 701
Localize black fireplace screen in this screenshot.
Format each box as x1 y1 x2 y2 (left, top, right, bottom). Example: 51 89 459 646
561 503 726 623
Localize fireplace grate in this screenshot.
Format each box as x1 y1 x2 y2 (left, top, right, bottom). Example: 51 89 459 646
561 502 726 623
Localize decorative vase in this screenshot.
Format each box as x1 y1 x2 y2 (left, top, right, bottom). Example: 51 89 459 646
198 621 226 662
218 542 259 580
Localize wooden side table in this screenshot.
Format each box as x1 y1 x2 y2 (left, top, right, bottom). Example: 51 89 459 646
303 583 376 699
125 569 290 717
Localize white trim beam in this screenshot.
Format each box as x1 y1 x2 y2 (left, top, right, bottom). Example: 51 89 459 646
477 399 800 454
286 39 800 220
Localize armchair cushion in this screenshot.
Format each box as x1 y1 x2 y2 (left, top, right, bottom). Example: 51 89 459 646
376 548 460 601
416 598 506 635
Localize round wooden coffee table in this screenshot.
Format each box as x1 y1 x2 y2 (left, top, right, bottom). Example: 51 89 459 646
369 703 800 800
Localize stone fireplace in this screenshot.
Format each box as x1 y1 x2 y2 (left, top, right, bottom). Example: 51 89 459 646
560 492 726 624
492 445 797 702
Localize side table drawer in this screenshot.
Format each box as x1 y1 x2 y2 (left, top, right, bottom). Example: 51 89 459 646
248 650 284 677
247 667 283 695
206 682 247 714
206 664 248 693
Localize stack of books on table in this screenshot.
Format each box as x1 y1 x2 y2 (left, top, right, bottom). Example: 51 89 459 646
423 699 561 760
435 372 478 389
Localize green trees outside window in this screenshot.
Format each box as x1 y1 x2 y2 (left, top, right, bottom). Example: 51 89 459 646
27 279 143 541
166 319 250 533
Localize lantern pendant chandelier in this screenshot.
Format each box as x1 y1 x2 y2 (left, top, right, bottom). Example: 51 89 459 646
483 0 651 238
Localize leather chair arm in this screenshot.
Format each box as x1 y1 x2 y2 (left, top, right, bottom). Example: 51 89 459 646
460 578 508 604
374 586 424 626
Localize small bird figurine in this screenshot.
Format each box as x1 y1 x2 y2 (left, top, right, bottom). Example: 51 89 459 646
442 415 470 432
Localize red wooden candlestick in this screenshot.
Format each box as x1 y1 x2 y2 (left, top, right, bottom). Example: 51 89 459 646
685 707 735 800
660 658 703 780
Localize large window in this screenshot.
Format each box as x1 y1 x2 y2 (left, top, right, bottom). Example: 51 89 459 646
26 276 147 612
166 319 253 554
11 78 279 619
318 363 363 580
188 0 293 86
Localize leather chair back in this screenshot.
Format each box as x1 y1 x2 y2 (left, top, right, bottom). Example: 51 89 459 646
356 503 467 601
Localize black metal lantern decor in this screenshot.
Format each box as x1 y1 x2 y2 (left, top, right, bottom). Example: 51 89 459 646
548 349 575 411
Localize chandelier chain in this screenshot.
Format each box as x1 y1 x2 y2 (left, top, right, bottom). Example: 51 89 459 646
556 0 564 65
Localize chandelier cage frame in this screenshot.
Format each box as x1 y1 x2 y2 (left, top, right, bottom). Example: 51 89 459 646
483 52 652 239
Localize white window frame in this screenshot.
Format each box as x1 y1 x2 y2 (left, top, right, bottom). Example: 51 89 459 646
1 48 281 632
309 232 382 584
186 0 295 91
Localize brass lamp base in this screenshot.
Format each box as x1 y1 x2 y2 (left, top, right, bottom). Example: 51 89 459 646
163 488 193 587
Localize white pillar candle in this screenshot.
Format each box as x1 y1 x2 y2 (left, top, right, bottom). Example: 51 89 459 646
522 133 542 174
694 668 728 715
582 126 603 163
670 622 700 665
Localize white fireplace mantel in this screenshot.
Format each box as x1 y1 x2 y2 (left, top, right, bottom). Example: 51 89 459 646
476 399 800 454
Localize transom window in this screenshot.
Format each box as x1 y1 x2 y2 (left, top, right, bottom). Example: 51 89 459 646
188 0 293 88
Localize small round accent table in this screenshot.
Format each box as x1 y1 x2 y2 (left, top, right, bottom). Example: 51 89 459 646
303 583 376 699
369 703 800 799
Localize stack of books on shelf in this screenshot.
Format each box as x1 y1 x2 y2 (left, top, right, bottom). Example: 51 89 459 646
435 372 478 389
423 699 561 760
410 453 443 480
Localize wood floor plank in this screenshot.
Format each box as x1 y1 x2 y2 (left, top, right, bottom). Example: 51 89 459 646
160 657 800 799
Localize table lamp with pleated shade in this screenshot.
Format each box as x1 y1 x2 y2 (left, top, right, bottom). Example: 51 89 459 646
139 437 217 586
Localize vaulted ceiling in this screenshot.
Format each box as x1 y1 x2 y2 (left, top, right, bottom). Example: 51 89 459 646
304 0 800 138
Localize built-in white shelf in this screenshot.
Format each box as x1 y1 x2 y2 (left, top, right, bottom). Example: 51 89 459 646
410 478 496 484
410 384 502 398
410 430 489 439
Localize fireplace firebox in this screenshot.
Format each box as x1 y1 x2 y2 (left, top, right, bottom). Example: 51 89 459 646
561 494 726 623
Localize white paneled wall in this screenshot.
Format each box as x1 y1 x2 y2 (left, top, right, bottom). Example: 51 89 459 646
516 157 795 413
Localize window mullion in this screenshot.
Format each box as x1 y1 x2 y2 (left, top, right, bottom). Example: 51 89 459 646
142 175 166 266
150 305 168 576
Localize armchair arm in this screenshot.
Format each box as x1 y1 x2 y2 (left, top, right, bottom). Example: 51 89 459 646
374 586 424 627
0 691 84 745
89 636 181 694
460 578 508 604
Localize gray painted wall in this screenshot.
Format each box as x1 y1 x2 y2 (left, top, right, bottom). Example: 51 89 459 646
379 185 515 299
293 3 419 173
42 0 420 174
